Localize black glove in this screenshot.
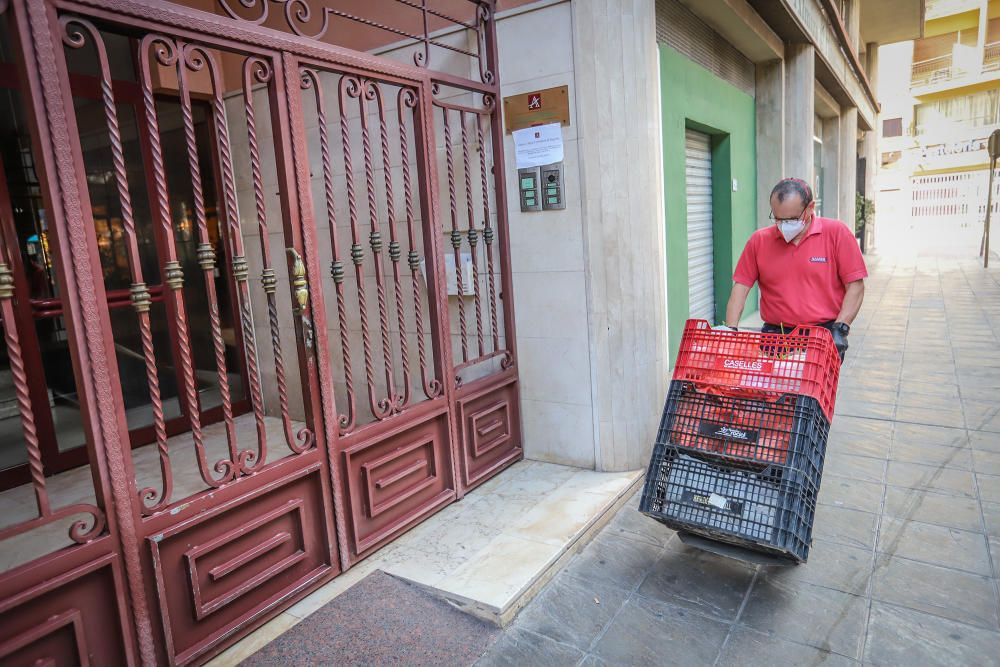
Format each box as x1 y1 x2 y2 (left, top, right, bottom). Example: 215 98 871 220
830 322 849 362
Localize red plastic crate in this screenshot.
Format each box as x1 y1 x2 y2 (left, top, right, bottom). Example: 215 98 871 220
672 319 841 421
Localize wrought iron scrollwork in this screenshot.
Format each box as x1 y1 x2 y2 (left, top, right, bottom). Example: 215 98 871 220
61 16 177 512
216 0 496 84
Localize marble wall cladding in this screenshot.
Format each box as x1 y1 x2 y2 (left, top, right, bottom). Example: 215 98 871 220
495 0 597 469
571 0 669 472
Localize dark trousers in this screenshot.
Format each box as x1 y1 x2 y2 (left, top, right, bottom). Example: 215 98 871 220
761 321 836 335
761 320 845 363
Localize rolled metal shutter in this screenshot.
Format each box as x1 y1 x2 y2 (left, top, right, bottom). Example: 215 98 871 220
686 129 715 323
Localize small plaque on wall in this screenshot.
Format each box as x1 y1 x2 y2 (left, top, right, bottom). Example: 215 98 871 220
503 85 570 134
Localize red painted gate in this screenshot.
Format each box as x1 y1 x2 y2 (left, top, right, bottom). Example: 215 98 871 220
0 0 521 663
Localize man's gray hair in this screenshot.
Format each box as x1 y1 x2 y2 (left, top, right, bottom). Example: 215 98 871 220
770 178 813 205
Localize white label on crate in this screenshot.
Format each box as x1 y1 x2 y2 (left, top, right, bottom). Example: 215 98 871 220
708 493 729 510
698 421 759 443
718 357 775 373
682 489 746 516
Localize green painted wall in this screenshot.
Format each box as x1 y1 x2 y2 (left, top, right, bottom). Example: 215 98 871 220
660 44 759 362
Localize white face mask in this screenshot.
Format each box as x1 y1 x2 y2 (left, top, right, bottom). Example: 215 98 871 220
778 219 806 243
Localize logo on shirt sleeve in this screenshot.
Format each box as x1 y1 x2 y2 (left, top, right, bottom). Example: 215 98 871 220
810 256 828 263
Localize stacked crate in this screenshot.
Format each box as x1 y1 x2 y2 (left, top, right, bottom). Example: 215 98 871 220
639 320 841 562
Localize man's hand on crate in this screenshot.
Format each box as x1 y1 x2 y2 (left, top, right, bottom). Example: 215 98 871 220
713 324 738 332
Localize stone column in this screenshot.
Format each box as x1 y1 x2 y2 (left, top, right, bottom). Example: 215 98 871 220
821 114 841 219
862 43 879 249
838 106 859 230
572 0 668 471
836 0 862 225
784 43 815 183
756 59 784 227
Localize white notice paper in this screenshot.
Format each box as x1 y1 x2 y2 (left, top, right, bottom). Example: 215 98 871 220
512 123 564 168
419 253 475 296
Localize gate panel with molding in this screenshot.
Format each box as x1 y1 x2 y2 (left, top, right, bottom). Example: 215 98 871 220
0 0 521 663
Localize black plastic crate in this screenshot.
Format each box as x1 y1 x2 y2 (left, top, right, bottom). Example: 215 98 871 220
639 446 819 562
656 380 828 491
638 381 830 562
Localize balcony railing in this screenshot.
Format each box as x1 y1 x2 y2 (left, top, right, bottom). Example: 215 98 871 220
911 54 955 87
985 41 1000 73
911 44 1000 88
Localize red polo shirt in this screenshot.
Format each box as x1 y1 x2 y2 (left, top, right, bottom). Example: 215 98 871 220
732 216 868 326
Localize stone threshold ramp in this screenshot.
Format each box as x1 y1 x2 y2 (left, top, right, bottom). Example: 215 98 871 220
209 460 643 665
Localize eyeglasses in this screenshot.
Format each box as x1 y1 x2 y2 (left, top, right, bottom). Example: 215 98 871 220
768 205 810 223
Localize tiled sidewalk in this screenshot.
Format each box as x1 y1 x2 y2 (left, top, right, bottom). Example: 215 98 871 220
476 256 1000 666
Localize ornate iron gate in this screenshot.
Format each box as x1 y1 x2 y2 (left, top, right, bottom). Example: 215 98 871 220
0 0 521 663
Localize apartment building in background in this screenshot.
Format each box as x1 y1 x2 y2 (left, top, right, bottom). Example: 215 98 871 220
877 0 1000 255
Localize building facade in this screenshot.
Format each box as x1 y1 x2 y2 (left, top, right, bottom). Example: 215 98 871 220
0 0 919 664
495 0 920 476
877 0 999 255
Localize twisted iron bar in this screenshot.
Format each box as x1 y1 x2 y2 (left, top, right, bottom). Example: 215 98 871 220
369 81 411 411
178 41 240 480
0 250 105 542
0 263 49 517
339 75 385 422
476 110 501 351
189 43 270 473
250 58 314 454
301 68 358 433
359 80 398 418
137 33 222 505
62 18 173 512
460 110 485 357
442 107 469 363
398 88 442 400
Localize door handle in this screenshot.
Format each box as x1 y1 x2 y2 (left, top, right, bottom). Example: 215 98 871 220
286 247 313 350
287 247 308 314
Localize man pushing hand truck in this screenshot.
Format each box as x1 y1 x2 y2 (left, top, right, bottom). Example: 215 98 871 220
639 178 864 564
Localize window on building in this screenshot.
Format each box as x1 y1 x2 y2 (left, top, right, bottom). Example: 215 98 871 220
882 118 903 137
914 89 1000 136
